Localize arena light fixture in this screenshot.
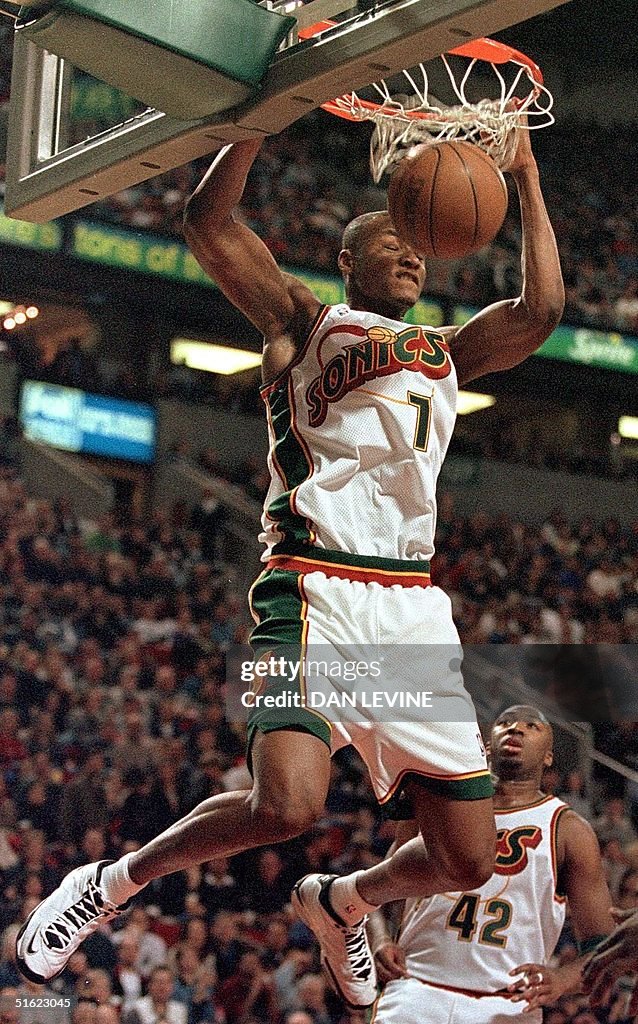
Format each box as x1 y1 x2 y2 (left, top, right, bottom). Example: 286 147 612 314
171 338 262 375
0 302 40 325
619 416 638 441
457 391 496 415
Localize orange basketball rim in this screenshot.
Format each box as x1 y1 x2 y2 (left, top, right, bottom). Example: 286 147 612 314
298 27 554 181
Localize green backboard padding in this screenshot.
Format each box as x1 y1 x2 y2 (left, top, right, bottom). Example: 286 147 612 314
19 0 295 87
17 0 297 120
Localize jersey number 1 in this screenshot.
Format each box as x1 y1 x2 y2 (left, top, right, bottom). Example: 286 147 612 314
407 391 432 452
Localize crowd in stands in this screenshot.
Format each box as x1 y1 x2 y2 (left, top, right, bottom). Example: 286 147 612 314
434 498 638 647
0 426 636 1022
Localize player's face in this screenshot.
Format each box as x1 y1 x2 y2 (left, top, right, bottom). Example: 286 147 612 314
490 706 553 776
353 218 426 311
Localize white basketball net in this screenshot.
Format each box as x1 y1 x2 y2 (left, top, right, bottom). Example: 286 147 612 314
325 50 554 183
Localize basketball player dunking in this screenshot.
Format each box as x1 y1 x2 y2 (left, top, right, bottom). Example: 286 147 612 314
17 126 563 1009
367 706 613 1023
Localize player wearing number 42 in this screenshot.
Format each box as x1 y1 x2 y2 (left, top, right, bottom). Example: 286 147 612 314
368 706 614 1023
15 127 563 1010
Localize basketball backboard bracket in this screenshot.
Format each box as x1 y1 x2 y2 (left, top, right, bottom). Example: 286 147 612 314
4 0 571 223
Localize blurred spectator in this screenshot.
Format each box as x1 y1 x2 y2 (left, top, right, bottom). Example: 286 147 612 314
198 859 242 918
617 867 638 911
53 949 90 998
243 849 297 916
600 838 631 903
167 919 214 978
112 932 143 1012
73 1002 120 1024
122 966 187 1024
216 951 278 1024
171 947 217 1024
0 711 27 769
557 770 593 822
119 769 162 846
0 927 21 988
283 1013 314 1024
78 969 118 1010
274 949 314 1016
260 918 290 971
190 493 226 563
59 747 108 846
207 913 245 983
291 974 331 1024
594 796 638 849
115 908 168 982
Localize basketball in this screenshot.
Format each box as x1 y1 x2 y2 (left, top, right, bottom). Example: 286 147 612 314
387 140 509 260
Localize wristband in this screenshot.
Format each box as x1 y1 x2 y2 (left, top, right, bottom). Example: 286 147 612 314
578 935 609 955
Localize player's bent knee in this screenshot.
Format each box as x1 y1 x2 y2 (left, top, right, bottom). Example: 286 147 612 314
447 849 494 890
251 792 321 840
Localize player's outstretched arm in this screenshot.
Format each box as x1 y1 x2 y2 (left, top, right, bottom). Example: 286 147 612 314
508 810 613 1011
183 141 320 351
444 122 565 386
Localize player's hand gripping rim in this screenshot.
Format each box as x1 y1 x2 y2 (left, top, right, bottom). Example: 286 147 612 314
500 111 536 177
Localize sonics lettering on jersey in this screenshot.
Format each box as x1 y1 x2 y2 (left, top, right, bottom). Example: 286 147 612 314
494 826 543 876
306 324 451 427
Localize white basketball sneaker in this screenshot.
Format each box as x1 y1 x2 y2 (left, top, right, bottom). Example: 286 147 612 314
16 861 127 983
292 873 377 1008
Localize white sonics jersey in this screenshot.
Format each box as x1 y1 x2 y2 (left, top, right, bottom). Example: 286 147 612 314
260 304 458 562
399 796 568 994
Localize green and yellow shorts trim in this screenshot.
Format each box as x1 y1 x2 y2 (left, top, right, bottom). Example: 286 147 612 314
380 767 494 816
267 547 432 587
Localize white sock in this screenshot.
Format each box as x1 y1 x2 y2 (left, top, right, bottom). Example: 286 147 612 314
99 853 146 906
328 871 379 926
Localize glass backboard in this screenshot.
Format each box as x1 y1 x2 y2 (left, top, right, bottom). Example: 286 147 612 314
4 0 570 223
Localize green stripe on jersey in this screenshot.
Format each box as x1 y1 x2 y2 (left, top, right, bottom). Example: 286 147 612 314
265 381 313 547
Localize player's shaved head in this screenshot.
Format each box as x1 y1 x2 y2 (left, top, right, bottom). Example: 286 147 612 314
342 211 392 253
490 705 554 783
496 705 553 744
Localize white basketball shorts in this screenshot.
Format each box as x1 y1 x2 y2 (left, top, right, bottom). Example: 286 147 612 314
373 977 541 1024
247 547 491 806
